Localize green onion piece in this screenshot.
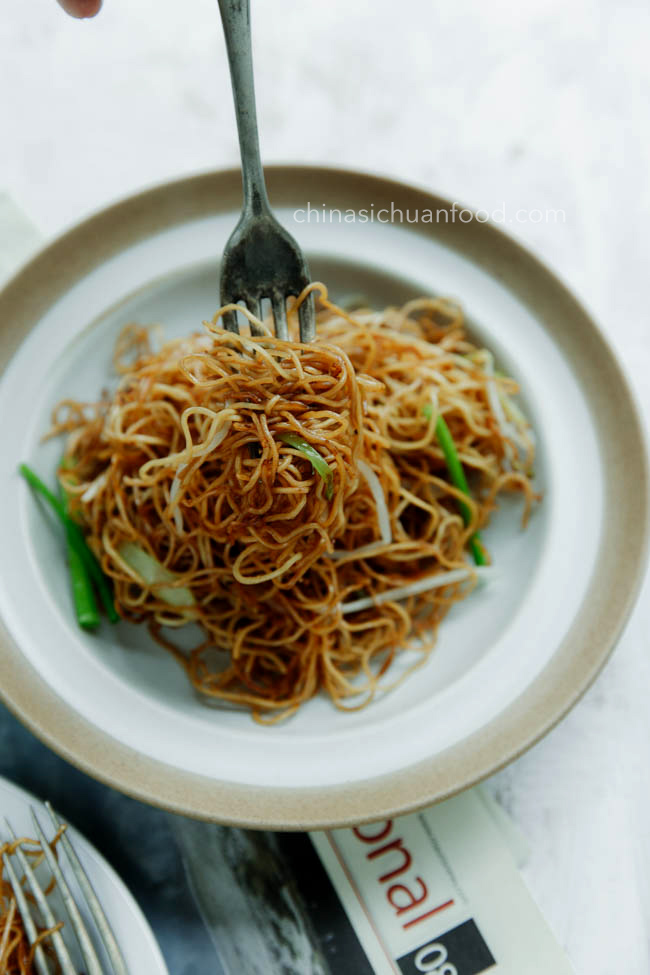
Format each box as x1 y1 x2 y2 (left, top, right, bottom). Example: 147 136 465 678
65 515 120 624
18 463 120 623
118 542 194 608
59 461 119 620
66 528 100 629
59 461 120 623
279 433 334 500
76 540 120 623
62 489 120 624
18 464 100 628
423 407 487 565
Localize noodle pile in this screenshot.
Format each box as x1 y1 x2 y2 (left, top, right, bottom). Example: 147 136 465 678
0 832 64 974
54 284 537 721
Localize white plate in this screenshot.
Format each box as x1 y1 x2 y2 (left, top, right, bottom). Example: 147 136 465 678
0 774 167 973
0 168 646 827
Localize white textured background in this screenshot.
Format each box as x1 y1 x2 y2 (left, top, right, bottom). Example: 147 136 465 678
2 1 650 972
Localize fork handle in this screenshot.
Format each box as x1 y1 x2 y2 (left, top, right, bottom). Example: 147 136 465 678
218 0 271 217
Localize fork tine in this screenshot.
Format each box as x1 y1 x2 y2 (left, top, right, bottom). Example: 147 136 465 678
222 307 240 334
245 297 266 337
271 294 289 341
30 808 104 975
45 803 128 975
298 291 316 343
2 850 51 975
4 820 76 975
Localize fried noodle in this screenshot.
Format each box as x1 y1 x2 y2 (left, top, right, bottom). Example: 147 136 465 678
0 829 65 975
53 284 537 721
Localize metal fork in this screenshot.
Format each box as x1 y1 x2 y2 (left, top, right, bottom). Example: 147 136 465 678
217 0 315 342
2 803 127 975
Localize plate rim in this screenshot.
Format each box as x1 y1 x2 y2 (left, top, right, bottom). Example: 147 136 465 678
0 165 647 829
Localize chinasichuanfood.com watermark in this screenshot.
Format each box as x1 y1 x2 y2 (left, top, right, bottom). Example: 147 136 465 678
293 202 566 225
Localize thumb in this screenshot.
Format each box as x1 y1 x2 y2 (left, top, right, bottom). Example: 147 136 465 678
56 0 103 18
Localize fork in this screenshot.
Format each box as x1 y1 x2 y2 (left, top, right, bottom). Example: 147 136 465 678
217 0 315 343
2 803 127 975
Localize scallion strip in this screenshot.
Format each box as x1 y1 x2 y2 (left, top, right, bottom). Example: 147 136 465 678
66 529 100 629
18 463 120 624
423 407 487 565
72 528 120 623
57 464 120 621
62 486 120 624
278 434 334 500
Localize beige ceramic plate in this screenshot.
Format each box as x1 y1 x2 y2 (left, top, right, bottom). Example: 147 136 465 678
0 167 646 829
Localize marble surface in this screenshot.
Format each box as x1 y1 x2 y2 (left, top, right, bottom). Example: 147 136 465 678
2 1 650 972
